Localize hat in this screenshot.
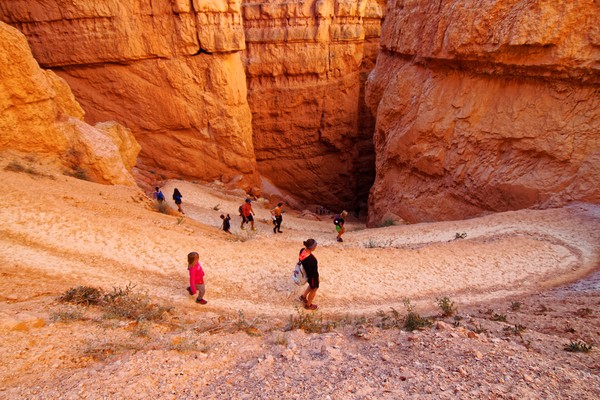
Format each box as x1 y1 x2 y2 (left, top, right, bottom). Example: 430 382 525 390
245 198 251 203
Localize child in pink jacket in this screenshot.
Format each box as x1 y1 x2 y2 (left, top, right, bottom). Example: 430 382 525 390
186 252 207 304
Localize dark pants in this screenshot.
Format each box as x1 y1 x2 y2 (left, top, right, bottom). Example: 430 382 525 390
273 215 282 232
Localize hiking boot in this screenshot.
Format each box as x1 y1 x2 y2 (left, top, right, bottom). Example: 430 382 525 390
196 298 207 305
304 304 318 311
337 237 343 242
277 230 283 233
240 226 245 230
252 227 257 231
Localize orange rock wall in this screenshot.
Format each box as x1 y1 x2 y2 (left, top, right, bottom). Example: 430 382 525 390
0 0 258 189
366 0 600 224
0 22 139 186
243 0 385 209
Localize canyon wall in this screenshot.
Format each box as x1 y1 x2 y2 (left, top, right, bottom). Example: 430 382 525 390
243 0 385 210
0 0 259 191
366 0 600 225
0 22 139 186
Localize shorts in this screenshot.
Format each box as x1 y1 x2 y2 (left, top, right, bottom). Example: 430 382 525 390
175 199 182 205
308 276 319 289
335 225 342 233
245 214 254 222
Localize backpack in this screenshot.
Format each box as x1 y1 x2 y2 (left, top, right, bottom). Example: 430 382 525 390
333 214 341 226
292 260 307 286
156 191 165 201
238 205 243 216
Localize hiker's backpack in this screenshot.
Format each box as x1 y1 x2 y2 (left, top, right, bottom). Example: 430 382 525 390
292 260 307 286
238 205 243 216
333 214 341 226
156 192 165 201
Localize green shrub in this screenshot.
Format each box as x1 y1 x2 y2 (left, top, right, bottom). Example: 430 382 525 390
564 340 593 353
58 284 172 323
403 299 432 331
437 297 457 317
375 308 403 329
285 307 335 333
102 285 172 322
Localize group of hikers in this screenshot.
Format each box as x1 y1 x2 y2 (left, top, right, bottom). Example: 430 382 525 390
153 186 350 311
154 186 348 241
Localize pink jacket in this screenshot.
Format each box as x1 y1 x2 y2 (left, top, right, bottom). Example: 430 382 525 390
188 262 205 294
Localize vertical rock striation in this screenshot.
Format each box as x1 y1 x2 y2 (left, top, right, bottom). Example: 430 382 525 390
366 0 600 225
0 0 258 190
242 0 386 210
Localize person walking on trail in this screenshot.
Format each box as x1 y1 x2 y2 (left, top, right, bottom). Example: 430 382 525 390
299 239 319 310
220 214 232 234
154 187 165 203
186 251 207 304
270 202 284 234
334 210 348 242
173 188 184 214
240 198 256 231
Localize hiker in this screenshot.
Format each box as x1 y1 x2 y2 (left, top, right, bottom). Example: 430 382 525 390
270 202 284 233
240 198 256 230
154 187 165 203
334 210 348 242
173 188 184 214
186 251 207 304
299 239 319 310
220 214 232 234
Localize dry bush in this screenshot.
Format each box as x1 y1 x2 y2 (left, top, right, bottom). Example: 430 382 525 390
57 284 172 323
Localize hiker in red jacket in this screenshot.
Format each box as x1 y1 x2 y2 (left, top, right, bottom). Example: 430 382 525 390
240 198 256 231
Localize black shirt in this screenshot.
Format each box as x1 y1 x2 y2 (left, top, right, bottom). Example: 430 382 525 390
300 248 318 280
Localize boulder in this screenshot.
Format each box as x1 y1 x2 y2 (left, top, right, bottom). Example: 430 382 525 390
0 22 139 186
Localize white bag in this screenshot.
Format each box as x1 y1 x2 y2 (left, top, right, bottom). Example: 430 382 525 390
292 260 307 286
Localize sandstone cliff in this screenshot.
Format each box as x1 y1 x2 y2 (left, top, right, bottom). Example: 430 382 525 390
0 1 386 209
366 0 600 225
0 22 139 186
243 0 385 210
0 0 259 191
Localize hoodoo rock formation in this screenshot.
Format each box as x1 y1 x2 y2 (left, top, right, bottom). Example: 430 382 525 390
0 22 139 186
0 1 259 191
366 0 600 225
242 0 386 210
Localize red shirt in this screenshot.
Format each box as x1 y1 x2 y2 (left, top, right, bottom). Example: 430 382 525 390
241 203 253 217
188 262 205 294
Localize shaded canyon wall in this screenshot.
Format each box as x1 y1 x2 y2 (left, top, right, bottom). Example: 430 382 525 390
0 0 259 191
366 0 600 225
242 0 386 210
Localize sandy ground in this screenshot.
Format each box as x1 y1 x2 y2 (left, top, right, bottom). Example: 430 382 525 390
0 163 599 399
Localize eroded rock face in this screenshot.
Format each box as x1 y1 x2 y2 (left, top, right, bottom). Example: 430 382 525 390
366 0 600 225
0 0 258 190
0 22 139 186
242 0 386 210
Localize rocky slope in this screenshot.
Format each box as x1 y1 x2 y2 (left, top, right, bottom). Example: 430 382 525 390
0 22 138 186
0 167 598 398
366 0 600 225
